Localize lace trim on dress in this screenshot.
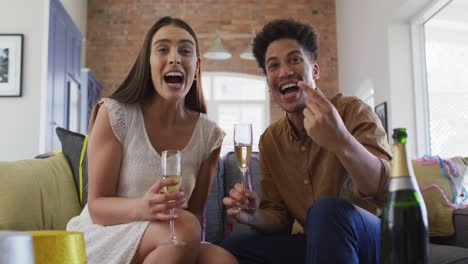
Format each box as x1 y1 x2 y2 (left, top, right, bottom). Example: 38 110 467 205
208 126 226 153
101 98 127 143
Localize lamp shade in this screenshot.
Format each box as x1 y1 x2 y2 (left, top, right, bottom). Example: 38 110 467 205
240 34 255 60
203 36 231 60
0 231 35 264
240 45 255 60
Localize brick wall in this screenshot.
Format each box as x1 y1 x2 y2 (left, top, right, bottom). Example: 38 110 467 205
87 0 338 123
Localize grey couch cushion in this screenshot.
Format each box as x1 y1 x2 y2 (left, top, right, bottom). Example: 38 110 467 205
203 159 225 244
430 244 468 264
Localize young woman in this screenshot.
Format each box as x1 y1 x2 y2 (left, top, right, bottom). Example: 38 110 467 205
67 16 237 264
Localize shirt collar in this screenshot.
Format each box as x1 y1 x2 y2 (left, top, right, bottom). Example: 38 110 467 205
285 114 301 142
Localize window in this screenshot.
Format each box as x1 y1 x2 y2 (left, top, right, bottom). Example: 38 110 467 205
66 79 81 133
201 72 269 156
412 0 468 157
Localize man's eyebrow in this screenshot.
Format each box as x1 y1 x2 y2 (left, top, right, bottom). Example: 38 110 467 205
266 50 302 64
287 50 302 57
266 56 278 65
153 39 195 47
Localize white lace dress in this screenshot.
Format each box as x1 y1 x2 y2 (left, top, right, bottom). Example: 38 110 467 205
66 98 225 264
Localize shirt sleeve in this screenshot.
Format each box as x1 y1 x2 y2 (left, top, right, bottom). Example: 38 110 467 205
100 98 128 143
208 126 225 153
255 133 295 234
203 117 226 161
340 98 392 206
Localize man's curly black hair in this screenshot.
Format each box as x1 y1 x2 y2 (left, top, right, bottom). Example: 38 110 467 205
253 18 319 74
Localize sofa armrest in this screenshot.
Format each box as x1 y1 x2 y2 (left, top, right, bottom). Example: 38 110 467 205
452 208 468 248
0 153 81 230
430 208 468 248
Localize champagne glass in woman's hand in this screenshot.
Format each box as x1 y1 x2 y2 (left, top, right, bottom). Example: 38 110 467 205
161 150 185 246
233 123 255 212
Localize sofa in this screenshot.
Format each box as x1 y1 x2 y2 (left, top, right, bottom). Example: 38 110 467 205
1 128 468 263
205 152 468 263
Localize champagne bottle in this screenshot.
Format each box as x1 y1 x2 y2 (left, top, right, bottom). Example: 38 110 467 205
381 128 429 264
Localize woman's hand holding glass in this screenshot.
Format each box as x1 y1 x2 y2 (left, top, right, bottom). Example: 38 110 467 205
141 178 185 222
160 150 185 246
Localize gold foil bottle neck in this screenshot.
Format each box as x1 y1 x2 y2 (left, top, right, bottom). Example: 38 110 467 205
391 143 410 177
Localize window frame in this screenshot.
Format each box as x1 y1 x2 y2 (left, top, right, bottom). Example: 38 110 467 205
201 72 270 155
410 0 452 156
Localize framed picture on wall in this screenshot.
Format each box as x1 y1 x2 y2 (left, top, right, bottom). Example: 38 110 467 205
375 102 388 135
0 34 23 97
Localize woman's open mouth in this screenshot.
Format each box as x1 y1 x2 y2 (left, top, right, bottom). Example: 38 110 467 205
164 71 185 90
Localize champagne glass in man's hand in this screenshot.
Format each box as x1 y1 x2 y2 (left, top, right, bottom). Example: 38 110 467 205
233 123 255 212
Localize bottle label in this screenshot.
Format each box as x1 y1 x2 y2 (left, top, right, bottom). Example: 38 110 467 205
389 177 417 192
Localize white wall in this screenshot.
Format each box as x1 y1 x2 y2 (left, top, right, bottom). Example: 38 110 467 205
0 0 86 161
335 0 432 157
0 0 48 161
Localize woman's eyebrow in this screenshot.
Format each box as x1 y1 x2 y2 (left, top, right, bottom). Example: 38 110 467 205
153 39 195 47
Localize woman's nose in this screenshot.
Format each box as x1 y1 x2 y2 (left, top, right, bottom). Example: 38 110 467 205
169 50 181 65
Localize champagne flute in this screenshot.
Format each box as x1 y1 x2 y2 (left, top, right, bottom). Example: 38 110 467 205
233 123 254 211
161 150 185 246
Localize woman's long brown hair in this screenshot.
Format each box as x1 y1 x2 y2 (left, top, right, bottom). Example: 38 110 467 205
88 16 206 133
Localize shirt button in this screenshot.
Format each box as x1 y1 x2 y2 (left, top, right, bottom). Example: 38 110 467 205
300 146 306 151
304 179 309 185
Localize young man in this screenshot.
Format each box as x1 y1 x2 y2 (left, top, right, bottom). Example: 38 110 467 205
222 19 392 264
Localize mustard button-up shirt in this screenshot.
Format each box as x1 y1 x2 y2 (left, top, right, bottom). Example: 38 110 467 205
257 93 392 233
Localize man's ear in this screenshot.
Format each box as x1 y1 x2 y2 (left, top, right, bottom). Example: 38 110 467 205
313 63 320 80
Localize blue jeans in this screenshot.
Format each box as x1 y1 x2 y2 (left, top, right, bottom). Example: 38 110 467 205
221 197 381 264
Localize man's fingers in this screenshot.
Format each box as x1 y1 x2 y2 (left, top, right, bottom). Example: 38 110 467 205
223 195 241 206
229 188 249 205
226 208 241 216
298 80 314 94
303 107 314 119
245 190 258 201
306 103 322 119
223 197 234 206
234 183 246 193
298 81 329 110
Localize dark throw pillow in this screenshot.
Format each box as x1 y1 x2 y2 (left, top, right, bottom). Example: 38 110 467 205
56 127 88 207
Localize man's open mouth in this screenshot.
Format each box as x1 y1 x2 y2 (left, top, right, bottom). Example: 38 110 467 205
280 83 299 95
